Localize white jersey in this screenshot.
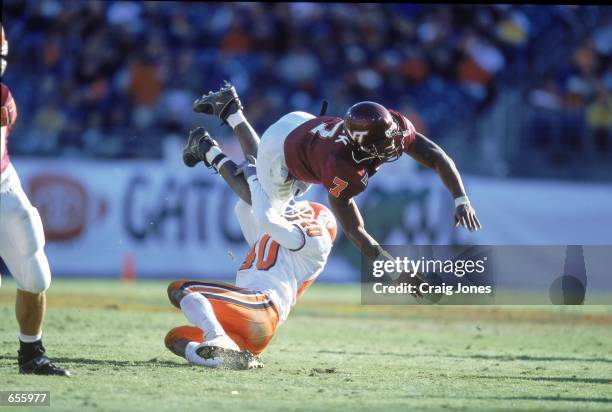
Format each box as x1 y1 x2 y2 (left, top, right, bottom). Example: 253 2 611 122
233 199 332 323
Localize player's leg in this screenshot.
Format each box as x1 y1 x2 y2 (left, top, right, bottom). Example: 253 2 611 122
0 169 69 376
167 280 278 366
166 279 241 352
164 325 208 365
16 289 46 336
193 81 260 160
164 324 264 369
255 111 316 212
182 127 254 205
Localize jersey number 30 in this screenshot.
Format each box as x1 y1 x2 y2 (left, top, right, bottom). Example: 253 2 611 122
239 234 279 271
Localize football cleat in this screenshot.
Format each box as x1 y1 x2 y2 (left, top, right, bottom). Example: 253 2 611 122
183 127 219 168
193 80 243 123
18 351 71 377
196 344 263 370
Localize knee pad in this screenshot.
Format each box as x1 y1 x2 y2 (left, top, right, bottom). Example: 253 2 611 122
14 206 46 256
165 325 204 356
167 280 188 308
16 250 51 293
3 206 51 294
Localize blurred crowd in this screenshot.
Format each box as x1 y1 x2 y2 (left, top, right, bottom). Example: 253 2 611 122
526 10 612 156
1 2 610 177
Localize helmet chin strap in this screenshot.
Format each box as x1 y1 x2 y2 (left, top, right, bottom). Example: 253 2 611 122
351 142 402 164
351 149 378 164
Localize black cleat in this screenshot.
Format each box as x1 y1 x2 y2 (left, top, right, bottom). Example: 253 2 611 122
193 80 243 123
183 127 219 168
19 352 71 377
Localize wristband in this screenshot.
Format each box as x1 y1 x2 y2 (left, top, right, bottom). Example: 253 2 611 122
227 110 246 129
205 145 223 165
454 196 470 207
214 155 230 171
211 153 228 171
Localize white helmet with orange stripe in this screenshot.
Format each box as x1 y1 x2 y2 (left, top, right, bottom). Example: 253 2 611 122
1 23 7 76
285 201 338 243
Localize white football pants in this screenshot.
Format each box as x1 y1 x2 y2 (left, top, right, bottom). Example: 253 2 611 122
0 163 51 293
256 111 315 213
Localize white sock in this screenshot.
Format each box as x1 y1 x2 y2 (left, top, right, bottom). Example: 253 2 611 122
204 145 224 165
179 293 226 341
19 332 42 343
227 110 246 129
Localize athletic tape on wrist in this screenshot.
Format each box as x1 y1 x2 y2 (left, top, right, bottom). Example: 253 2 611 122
211 153 228 171
227 111 246 129
205 146 223 165
454 196 470 207
214 156 230 171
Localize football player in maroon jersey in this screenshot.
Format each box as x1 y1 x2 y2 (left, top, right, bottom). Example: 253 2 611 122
0 23 69 376
187 81 481 274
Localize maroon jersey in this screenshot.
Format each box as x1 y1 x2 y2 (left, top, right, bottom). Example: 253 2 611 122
284 110 416 200
1 83 18 175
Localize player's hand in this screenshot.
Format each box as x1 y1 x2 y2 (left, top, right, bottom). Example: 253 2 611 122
234 155 257 179
454 204 482 232
376 250 424 300
394 270 425 299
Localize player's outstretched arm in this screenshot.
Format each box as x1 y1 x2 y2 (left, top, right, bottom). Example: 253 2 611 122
244 168 305 251
328 193 425 296
220 159 304 250
405 132 482 232
327 194 384 261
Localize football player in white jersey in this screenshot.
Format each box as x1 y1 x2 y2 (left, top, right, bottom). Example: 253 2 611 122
0 22 69 376
165 127 337 369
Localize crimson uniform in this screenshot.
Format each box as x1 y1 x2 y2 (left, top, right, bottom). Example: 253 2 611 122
1 83 17 174
284 110 416 201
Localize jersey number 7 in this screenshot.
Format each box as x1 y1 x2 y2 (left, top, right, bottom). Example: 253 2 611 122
329 176 348 198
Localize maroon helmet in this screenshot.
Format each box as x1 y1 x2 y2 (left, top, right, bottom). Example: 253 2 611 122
343 101 403 163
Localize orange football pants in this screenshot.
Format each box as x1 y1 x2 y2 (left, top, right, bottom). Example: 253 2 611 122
166 280 279 355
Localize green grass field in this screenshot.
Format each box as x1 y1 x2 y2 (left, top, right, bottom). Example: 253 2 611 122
1 279 611 411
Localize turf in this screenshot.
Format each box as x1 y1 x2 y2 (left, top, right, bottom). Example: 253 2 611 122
0 279 611 412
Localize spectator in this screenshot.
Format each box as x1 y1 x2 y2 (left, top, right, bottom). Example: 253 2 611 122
587 85 612 153
0 1 608 183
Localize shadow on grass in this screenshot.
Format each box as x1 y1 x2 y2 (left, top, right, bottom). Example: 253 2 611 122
469 375 611 385
316 350 612 364
0 355 189 368
453 354 612 363
411 395 612 404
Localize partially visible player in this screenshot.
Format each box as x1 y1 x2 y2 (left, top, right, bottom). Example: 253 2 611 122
164 128 337 369
0 23 69 376
193 82 481 276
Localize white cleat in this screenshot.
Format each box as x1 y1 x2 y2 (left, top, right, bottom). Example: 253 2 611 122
192 335 264 370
